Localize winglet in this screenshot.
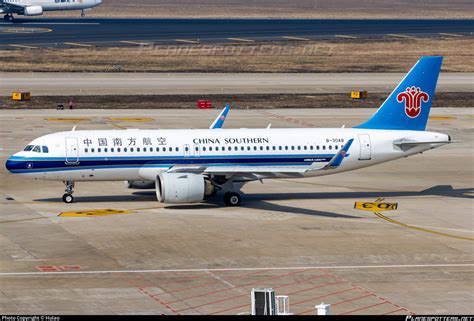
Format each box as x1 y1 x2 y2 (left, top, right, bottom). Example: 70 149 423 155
324 138 354 169
209 104 231 129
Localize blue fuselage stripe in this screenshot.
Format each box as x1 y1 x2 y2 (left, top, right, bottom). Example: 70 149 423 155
6 154 334 174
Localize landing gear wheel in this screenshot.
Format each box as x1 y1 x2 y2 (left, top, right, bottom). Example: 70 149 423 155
224 192 241 207
81 10 85 18
62 193 74 204
4 14 13 22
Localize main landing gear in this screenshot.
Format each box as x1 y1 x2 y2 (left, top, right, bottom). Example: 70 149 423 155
81 10 85 18
4 14 14 22
223 192 241 207
62 181 75 203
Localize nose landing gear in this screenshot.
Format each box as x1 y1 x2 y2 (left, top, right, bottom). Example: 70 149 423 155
62 181 75 203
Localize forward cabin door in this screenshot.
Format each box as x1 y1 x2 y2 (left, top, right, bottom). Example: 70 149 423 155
65 137 79 164
358 134 371 160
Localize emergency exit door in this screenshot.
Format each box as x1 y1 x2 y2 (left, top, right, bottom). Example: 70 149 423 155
358 134 371 160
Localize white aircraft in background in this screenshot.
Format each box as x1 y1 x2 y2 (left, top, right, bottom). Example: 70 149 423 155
6 57 450 206
0 0 102 21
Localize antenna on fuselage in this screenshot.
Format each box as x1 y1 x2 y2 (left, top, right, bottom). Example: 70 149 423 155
71 126 76 131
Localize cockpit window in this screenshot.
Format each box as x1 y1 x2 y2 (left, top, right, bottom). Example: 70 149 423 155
32 146 41 153
42 146 49 153
24 145 34 152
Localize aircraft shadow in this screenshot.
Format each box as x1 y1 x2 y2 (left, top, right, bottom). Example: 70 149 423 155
33 185 472 219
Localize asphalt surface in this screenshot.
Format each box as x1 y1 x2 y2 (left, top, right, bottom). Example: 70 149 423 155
1 72 472 96
0 108 472 314
0 18 473 49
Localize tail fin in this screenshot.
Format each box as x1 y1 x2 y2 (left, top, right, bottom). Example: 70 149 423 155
356 56 443 131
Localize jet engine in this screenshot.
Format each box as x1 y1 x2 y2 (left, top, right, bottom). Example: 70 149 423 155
125 180 155 189
156 172 215 204
23 6 43 16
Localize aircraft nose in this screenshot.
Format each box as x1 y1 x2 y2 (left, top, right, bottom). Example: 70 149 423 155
5 157 15 173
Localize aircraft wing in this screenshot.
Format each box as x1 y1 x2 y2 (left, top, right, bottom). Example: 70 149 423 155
0 2 26 14
209 104 231 129
166 139 354 177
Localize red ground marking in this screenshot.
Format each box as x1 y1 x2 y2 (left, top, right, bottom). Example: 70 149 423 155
332 293 375 306
116 272 180 315
383 307 409 315
209 303 250 315
35 265 61 272
284 280 344 296
339 301 390 315
174 272 335 313
292 287 358 309
208 274 340 315
154 269 272 298
59 265 81 271
165 268 316 305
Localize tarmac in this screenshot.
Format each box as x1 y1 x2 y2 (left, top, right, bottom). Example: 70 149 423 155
1 72 473 96
0 108 472 315
0 18 472 49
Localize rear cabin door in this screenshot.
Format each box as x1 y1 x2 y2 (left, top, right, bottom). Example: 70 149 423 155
358 134 371 160
65 137 79 164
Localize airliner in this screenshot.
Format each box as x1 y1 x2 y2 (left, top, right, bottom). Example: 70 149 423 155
1 0 102 21
5 57 451 206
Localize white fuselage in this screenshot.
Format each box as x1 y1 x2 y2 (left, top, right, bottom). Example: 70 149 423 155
2 0 101 12
6 128 449 182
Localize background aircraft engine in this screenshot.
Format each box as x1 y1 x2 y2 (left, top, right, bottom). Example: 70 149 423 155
125 180 155 189
23 6 43 16
156 173 214 204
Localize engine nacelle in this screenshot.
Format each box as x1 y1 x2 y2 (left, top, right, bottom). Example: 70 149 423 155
156 173 215 204
125 180 155 189
23 6 43 16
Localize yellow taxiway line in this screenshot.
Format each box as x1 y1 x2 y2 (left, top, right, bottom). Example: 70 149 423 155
374 212 474 241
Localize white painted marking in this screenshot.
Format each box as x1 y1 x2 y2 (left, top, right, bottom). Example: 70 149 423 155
227 37 255 42
386 34 413 38
176 39 200 44
64 42 93 47
1 263 472 276
335 35 357 39
281 36 310 41
0 22 100 25
438 33 463 37
8 44 38 49
120 40 151 46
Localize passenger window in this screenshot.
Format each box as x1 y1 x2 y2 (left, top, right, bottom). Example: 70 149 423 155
84 148 88 153
303 146 307 150
291 146 295 150
130 148 134 152
310 146 313 150
117 148 121 152
323 146 326 150
228 146 232 151
260 146 263 151
137 147 141 152
176 147 179 152
329 146 332 150
185 147 189 152
247 146 251 151
285 146 288 150
98 148 101 153
111 148 114 152
203 147 207 151
169 147 172 152
297 146 301 150
104 148 108 152
124 148 128 152
143 147 146 152
317 146 320 150
42 146 49 153
266 146 270 150
234 146 238 151
241 146 244 151
253 146 257 151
